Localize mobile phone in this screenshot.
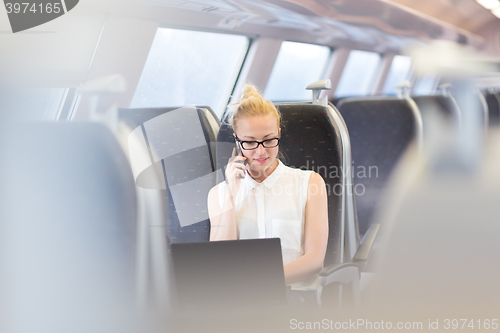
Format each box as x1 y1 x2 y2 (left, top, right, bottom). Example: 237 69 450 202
235 141 242 157
235 141 247 178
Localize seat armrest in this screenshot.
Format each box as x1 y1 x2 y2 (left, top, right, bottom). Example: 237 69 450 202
319 263 359 287
353 223 380 270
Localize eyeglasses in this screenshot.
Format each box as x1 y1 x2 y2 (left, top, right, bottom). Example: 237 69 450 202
235 136 280 150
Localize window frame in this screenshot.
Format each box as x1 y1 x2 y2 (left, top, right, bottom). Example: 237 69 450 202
263 40 334 102
130 26 254 118
382 54 413 96
334 49 382 98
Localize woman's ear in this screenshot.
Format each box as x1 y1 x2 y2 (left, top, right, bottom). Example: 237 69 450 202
279 128 281 136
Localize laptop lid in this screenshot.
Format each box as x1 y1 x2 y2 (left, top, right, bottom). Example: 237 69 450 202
170 238 287 309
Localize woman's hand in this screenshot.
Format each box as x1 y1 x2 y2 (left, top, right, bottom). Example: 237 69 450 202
225 148 247 196
208 148 246 241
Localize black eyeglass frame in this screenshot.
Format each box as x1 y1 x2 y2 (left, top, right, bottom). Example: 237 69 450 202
234 135 281 150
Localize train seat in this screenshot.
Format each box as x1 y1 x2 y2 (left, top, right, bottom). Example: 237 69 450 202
411 95 461 129
215 100 378 307
0 122 138 331
451 87 489 132
363 125 500 319
330 97 344 107
336 97 423 237
277 103 345 268
118 106 221 244
483 91 500 127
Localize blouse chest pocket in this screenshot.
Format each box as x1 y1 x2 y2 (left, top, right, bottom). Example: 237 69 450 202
271 219 302 254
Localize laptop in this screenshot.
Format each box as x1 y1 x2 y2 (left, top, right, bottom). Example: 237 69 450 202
170 238 287 309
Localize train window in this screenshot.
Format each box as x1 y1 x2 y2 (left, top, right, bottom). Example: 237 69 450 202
263 41 331 101
382 55 413 95
130 28 249 117
0 88 68 121
413 74 439 95
335 50 381 97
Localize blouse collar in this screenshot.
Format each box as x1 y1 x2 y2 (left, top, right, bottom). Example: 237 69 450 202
243 160 285 191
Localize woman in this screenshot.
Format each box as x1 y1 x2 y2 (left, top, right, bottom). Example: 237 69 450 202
207 84 328 303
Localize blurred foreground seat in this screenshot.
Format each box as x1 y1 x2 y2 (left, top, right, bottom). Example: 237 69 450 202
0 122 138 333
364 122 500 320
483 91 500 127
411 94 461 131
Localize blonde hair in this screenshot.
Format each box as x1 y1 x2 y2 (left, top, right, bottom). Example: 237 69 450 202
228 84 281 132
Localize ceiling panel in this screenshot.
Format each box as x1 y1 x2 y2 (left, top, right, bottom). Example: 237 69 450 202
384 0 498 34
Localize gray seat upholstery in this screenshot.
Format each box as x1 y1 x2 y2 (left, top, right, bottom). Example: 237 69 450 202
337 97 422 236
279 103 346 267
412 95 460 123
411 95 461 140
118 106 220 243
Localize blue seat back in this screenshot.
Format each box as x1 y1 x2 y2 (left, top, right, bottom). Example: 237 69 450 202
216 103 347 267
412 95 459 121
119 106 220 243
337 97 422 235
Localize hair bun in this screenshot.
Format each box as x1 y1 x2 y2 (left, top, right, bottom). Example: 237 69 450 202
241 84 262 100
228 83 281 132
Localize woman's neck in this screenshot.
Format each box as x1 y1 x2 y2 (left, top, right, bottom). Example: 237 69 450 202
248 159 279 183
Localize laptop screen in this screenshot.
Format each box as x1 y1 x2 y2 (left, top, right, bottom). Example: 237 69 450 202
170 238 287 309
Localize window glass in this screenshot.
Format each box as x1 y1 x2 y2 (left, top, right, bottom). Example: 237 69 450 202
264 42 331 101
335 50 381 97
0 88 67 121
131 28 249 118
382 55 412 95
413 74 439 96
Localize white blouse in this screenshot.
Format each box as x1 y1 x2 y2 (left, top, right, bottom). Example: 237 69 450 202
218 160 318 290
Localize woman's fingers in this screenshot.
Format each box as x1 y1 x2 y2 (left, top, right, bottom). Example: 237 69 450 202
234 158 247 178
225 155 247 196
230 159 247 175
233 156 246 164
227 155 247 168
226 156 247 180
234 168 245 179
